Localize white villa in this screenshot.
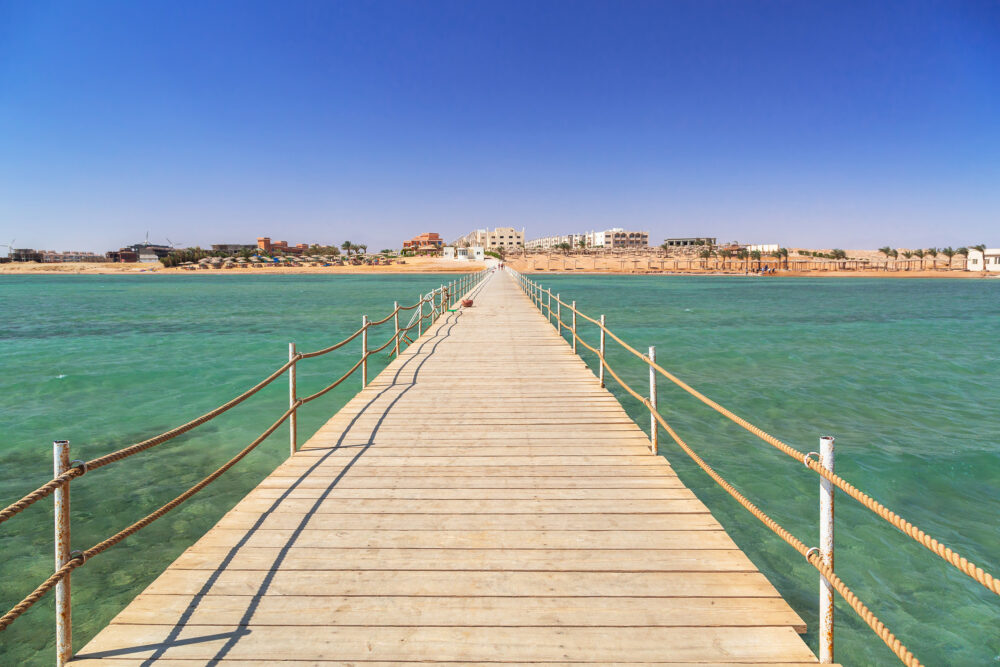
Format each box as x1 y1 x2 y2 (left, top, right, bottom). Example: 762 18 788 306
967 247 1000 272
443 246 485 261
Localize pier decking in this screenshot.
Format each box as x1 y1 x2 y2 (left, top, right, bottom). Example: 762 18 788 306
74 271 820 664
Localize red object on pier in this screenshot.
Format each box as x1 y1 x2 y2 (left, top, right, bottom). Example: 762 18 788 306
462 299 474 307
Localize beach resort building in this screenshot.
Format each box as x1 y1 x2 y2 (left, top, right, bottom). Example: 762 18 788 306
453 227 524 251
967 247 1000 272
402 232 445 255
39 250 107 263
662 237 717 248
442 246 485 261
746 243 780 253
526 229 648 250
257 237 309 255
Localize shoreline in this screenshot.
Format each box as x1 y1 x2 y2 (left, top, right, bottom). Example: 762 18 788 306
1 262 995 280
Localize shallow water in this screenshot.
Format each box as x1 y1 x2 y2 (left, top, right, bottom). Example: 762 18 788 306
532 274 999 666
0 273 997 665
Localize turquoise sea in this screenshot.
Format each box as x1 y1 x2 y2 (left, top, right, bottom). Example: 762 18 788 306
1 273 998 665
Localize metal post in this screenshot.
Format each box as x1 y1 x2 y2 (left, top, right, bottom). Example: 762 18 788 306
361 315 368 388
547 289 552 322
648 346 657 454
556 294 561 335
819 435 835 663
599 315 606 387
571 301 577 353
288 343 297 456
439 284 445 318
393 302 400 357
417 294 423 337
53 440 71 667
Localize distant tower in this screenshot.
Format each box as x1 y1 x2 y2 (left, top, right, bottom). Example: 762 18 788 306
257 237 271 253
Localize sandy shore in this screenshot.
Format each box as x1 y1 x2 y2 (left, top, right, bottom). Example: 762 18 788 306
0 257 488 275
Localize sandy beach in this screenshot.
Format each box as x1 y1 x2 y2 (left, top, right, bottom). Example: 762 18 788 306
0 256 488 275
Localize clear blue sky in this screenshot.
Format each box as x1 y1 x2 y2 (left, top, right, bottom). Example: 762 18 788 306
1 1 997 252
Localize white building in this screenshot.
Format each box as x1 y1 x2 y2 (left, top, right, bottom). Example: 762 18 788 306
526 228 648 250
746 244 780 253
443 246 485 261
453 227 524 251
967 248 1000 272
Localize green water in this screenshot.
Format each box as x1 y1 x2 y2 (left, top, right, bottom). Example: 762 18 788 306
533 274 999 666
1 274 997 665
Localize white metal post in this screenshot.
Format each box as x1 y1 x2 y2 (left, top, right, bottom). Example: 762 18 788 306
361 315 369 388
53 440 71 667
289 343 297 456
599 315 606 388
819 435 835 663
571 301 577 353
648 346 657 454
439 284 445 318
556 294 561 335
547 289 552 322
393 302 400 357
418 294 423 337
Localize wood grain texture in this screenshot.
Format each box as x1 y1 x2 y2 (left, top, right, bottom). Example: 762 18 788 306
72 271 819 664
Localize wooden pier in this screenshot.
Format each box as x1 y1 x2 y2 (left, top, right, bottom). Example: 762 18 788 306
73 271 821 664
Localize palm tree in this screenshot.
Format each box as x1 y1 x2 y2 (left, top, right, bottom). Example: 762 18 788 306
749 250 762 270
925 247 938 270
878 246 893 271
901 250 914 270
956 247 969 270
577 239 587 253
940 246 956 270
698 247 713 269
912 248 925 270
341 241 353 256
736 248 750 272
358 244 368 256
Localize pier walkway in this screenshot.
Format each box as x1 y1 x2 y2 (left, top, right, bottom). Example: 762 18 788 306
74 271 819 664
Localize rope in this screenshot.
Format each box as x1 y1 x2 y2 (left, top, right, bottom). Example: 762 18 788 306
299 327 365 359
532 277 1000 598
647 406 922 667
299 358 365 404
0 404 297 632
0 355 299 527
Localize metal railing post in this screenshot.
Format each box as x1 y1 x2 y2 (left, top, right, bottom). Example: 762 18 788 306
556 294 561 335
547 289 552 322
571 301 577 353
599 315 606 387
819 435 835 663
361 315 368 388
648 346 657 454
53 440 72 667
439 284 445 318
289 343 297 456
417 294 423 337
393 302 400 357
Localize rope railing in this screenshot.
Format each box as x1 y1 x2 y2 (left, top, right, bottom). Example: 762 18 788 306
510 268 995 666
0 267 490 660
520 271 999 598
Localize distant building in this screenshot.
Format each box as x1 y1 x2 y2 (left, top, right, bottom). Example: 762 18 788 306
40 250 107 263
453 227 524 251
746 243 779 253
11 248 43 262
967 247 1000 272
662 237 717 248
525 234 586 250
138 250 160 263
106 249 139 263
443 246 485 261
402 233 445 255
212 244 257 254
125 243 173 259
257 237 309 255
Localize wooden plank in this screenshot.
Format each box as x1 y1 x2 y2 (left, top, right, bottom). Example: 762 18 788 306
75 626 817 663
73 270 815 665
